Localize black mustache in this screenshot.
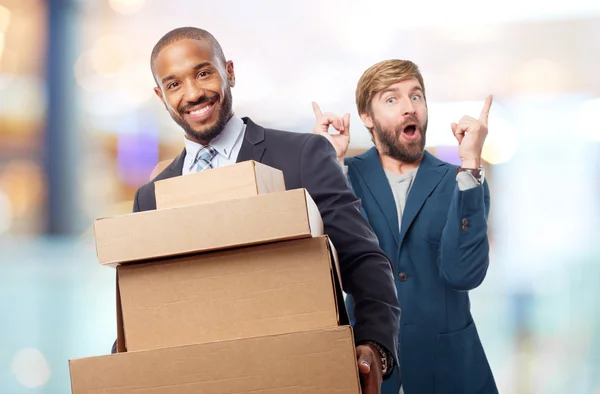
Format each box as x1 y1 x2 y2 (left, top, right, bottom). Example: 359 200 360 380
180 94 219 113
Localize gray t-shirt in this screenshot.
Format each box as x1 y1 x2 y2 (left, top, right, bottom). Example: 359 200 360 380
384 169 418 231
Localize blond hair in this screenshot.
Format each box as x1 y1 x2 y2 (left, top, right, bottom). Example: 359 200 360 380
356 59 425 115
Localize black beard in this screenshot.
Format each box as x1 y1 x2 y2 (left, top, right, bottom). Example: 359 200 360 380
373 117 427 163
171 85 233 142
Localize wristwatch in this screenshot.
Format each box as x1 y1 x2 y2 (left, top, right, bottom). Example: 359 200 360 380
365 341 392 376
456 166 485 185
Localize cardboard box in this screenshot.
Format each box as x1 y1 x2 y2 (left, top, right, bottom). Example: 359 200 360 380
94 189 323 267
70 326 360 394
155 160 286 210
115 236 348 352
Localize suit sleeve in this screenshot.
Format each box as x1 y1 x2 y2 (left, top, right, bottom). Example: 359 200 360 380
300 134 401 365
132 188 141 213
111 189 142 354
439 179 491 291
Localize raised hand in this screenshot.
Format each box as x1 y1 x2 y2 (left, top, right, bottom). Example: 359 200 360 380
311 101 351 165
451 95 493 169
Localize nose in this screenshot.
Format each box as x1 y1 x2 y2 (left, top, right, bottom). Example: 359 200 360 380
401 97 416 116
183 80 206 103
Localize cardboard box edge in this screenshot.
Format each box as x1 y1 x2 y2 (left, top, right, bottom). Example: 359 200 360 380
325 237 350 326
303 189 324 237
116 269 127 352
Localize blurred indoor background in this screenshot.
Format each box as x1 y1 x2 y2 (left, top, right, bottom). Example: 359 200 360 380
1 0 599 393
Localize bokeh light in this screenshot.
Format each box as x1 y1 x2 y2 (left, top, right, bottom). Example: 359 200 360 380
108 0 145 15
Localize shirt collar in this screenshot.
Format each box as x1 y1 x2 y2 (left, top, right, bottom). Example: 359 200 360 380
184 114 244 162
209 114 244 159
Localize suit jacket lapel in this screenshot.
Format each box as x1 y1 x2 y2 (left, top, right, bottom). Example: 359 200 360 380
355 147 400 246
156 149 186 181
236 117 266 163
398 150 448 247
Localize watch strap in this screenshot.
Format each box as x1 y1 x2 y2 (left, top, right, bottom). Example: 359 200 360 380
456 166 484 184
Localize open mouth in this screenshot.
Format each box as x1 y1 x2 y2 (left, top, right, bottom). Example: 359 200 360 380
401 124 419 141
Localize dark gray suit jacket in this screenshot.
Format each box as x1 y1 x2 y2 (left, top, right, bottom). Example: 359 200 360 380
111 117 400 371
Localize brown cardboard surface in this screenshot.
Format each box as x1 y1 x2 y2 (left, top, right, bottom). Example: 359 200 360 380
70 326 360 394
94 189 323 267
155 161 286 210
117 236 347 352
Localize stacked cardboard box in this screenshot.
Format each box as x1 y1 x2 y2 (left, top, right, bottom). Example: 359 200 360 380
69 160 361 394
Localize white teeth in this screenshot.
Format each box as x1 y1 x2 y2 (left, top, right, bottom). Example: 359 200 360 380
189 105 211 115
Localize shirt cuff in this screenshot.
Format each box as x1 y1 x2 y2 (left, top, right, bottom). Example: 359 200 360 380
456 171 480 191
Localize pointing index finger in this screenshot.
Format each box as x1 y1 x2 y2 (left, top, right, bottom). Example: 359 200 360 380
311 101 323 119
479 95 493 126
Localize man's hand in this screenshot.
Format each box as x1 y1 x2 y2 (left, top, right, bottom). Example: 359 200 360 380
356 344 383 394
311 101 351 165
451 95 493 169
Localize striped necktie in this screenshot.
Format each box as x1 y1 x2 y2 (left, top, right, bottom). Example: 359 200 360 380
190 145 217 173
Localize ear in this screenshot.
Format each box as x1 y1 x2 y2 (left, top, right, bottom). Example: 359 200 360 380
226 60 235 87
359 112 374 129
154 86 163 100
154 87 167 108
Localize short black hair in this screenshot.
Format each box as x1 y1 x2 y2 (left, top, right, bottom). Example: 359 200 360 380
150 27 226 83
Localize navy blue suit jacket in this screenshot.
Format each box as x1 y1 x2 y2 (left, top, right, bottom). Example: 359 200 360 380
345 148 498 394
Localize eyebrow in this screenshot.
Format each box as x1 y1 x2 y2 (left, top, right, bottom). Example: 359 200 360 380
378 85 424 98
161 62 213 85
